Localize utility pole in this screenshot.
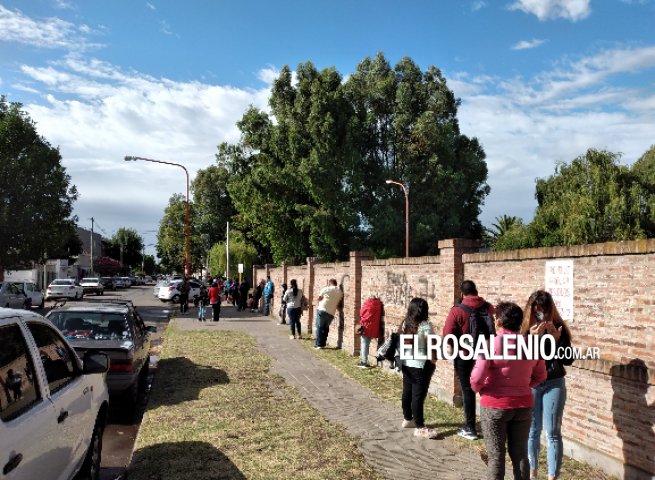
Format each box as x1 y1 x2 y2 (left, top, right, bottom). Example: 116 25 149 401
90 217 95 276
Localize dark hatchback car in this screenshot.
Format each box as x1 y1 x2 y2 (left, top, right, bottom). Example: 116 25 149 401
100 277 116 291
45 300 156 411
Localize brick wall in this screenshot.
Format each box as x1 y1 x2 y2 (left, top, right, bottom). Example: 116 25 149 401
250 239 654 477
463 240 655 477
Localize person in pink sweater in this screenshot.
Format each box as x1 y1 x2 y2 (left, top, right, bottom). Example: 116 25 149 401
470 302 547 480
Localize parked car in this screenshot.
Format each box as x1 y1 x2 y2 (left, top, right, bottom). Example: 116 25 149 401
120 277 132 288
158 280 202 304
100 277 116 291
0 281 30 309
45 279 84 301
153 279 168 297
0 307 109 480
79 278 104 296
45 300 156 410
10 281 45 309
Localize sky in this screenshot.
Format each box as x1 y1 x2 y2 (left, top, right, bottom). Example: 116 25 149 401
1 0 654 257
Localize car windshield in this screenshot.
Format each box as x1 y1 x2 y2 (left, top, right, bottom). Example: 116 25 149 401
51 280 73 286
47 311 132 341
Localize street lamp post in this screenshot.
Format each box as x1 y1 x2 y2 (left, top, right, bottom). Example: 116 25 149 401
124 156 191 277
385 179 409 258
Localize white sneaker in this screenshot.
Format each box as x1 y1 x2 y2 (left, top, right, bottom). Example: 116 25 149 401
457 428 478 440
414 427 439 439
290 335 296 340
356 363 368 369
401 419 416 428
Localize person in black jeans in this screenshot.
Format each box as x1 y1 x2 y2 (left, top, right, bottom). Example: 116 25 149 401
442 279 495 440
178 278 190 313
400 297 438 439
238 278 249 312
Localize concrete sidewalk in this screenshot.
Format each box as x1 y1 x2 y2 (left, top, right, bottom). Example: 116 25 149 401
172 304 491 480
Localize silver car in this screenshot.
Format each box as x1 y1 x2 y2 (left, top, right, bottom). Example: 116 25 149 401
0 281 29 309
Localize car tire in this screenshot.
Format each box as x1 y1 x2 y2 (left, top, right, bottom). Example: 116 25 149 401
39 298 45 309
23 298 32 310
77 416 104 480
171 294 180 304
138 361 150 390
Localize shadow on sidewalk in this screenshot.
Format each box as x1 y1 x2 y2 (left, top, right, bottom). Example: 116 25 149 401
147 356 229 408
128 441 246 480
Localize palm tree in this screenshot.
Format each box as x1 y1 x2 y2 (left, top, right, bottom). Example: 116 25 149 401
485 215 523 247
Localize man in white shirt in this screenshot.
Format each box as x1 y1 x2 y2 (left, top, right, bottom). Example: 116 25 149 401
314 279 343 349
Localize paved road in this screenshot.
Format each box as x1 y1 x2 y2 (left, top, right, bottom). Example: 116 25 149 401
40 284 171 480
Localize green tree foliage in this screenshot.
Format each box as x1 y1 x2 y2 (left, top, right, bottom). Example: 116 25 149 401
207 230 258 279
104 227 143 269
485 215 523 248
0 96 80 274
156 194 204 273
494 148 654 250
219 54 489 262
142 255 158 275
192 165 235 249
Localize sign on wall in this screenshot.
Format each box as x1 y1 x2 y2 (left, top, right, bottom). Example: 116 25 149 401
544 259 574 321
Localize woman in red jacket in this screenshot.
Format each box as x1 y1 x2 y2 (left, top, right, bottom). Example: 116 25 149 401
358 295 383 368
470 302 547 480
208 281 222 322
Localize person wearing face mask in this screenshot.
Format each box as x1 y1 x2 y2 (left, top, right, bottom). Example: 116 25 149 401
521 290 575 480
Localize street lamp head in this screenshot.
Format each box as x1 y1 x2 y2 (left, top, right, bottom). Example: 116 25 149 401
385 180 393 184
124 156 136 161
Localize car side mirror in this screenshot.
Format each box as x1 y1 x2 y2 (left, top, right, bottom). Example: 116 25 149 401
83 352 109 374
147 325 157 333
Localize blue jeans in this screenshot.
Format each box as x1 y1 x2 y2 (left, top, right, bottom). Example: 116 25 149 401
314 310 334 347
264 294 272 315
528 377 567 477
198 304 206 319
361 335 372 364
287 307 301 337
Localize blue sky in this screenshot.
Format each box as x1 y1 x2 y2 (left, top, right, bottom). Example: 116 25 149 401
2 0 655 256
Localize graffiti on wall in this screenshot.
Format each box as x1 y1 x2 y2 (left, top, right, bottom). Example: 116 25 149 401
378 272 437 308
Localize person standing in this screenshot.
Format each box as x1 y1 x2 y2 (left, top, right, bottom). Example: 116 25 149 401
471 302 547 480
399 298 438 439
278 282 288 325
282 279 303 339
522 290 575 480
263 276 274 316
208 281 222 322
251 280 264 313
314 279 343 349
357 295 384 368
197 284 208 321
238 278 249 312
442 279 495 440
178 277 190 314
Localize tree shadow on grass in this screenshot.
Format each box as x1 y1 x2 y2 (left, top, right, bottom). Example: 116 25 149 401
147 356 229 408
129 441 246 480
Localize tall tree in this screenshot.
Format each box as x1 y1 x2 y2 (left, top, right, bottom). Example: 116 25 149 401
192 165 235 249
156 194 203 273
207 230 258 279
104 228 143 269
0 96 79 277
219 54 489 261
494 148 653 250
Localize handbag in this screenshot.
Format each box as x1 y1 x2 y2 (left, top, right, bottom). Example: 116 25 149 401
375 332 399 362
300 295 309 311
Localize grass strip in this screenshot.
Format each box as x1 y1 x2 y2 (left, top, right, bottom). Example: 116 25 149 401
299 338 616 480
128 325 384 480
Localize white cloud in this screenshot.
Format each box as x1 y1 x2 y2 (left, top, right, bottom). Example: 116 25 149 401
450 45 655 225
146 2 156 10
54 0 73 9
509 0 591 21
471 1 488 11
512 38 546 50
159 20 173 35
0 5 101 50
18 56 271 241
257 66 280 84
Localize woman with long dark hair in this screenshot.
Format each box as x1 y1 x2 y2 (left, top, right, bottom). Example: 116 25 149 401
399 297 438 439
282 279 303 339
522 291 574 480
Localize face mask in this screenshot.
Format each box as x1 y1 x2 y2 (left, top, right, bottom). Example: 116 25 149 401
535 311 545 322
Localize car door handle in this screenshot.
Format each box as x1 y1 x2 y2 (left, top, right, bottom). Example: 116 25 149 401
57 410 69 423
3 453 23 475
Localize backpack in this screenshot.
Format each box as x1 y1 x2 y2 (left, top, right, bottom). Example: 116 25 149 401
455 301 495 347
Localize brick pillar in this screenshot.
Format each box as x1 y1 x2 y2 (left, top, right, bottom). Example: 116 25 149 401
437 238 480 406
347 251 373 355
305 257 316 334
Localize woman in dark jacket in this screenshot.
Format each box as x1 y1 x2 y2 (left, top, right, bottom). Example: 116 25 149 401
521 290 575 480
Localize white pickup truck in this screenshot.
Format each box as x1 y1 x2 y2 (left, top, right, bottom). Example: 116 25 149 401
0 308 109 480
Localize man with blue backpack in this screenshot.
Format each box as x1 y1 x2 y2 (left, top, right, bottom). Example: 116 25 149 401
442 279 496 440
263 276 274 316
